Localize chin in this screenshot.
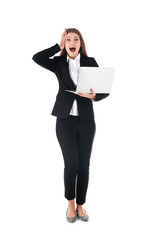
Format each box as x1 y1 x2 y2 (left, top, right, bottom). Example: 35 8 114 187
68 50 79 59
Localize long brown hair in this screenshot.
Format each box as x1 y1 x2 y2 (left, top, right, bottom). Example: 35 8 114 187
60 28 88 57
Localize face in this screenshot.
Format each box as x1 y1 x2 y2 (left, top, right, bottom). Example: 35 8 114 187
65 32 81 59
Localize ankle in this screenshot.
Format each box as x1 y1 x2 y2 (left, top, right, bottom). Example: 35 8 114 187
77 204 83 210
68 199 75 209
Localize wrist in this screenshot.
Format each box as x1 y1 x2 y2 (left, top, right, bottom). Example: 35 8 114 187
92 95 96 100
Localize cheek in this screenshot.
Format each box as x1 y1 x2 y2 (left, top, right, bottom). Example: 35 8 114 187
65 46 70 53
77 45 81 51
77 42 81 49
65 43 69 50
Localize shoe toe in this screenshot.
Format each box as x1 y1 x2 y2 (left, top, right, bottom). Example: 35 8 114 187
66 209 77 223
66 215 77 223
76 209 89 221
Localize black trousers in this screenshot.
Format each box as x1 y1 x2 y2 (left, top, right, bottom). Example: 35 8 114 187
56 115 96 205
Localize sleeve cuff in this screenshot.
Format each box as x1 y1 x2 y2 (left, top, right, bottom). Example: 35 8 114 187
55 43 61 52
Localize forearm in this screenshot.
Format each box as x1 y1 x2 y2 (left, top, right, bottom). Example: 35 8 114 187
32 43 61 72
32 43 61 63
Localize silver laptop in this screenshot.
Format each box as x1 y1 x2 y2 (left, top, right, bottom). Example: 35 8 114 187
65 67 115 94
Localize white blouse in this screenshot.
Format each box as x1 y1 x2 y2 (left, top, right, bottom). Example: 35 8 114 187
67 53 80 116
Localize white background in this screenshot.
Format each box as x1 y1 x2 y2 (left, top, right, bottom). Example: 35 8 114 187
0 0 142 239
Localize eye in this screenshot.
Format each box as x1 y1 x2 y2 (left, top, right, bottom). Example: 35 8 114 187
75 38 79 41
66 39 71 41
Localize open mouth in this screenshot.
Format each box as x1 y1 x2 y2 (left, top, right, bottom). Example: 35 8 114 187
69 47 76 52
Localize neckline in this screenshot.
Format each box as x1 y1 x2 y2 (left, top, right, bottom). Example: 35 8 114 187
67 53 81 62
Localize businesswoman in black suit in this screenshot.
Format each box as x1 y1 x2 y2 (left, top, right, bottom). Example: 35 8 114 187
32 28 109 223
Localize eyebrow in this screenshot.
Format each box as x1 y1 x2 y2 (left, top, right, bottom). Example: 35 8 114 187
66 36 79 38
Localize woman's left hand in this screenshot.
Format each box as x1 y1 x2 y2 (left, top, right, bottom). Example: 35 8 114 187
75 88 96 100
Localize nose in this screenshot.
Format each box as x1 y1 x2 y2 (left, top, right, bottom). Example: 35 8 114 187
70 40 75 45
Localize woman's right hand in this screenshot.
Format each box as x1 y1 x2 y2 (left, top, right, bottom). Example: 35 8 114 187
60 28 67 50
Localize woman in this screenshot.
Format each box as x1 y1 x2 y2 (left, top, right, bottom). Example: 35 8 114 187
32 28 109 223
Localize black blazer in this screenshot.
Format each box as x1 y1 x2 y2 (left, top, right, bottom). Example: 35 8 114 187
32 43 109 120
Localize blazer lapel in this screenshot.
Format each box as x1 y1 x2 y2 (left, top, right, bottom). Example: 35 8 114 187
80 54 89 66
60 55 76 90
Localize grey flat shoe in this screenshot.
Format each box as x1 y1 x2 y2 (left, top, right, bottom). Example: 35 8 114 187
76 209 89 222
66 209 77 223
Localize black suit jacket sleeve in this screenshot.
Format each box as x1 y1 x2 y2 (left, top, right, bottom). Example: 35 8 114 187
32 43 61 72
90 58 110 102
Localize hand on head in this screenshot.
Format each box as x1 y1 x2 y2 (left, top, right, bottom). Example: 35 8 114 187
60 28 67 50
